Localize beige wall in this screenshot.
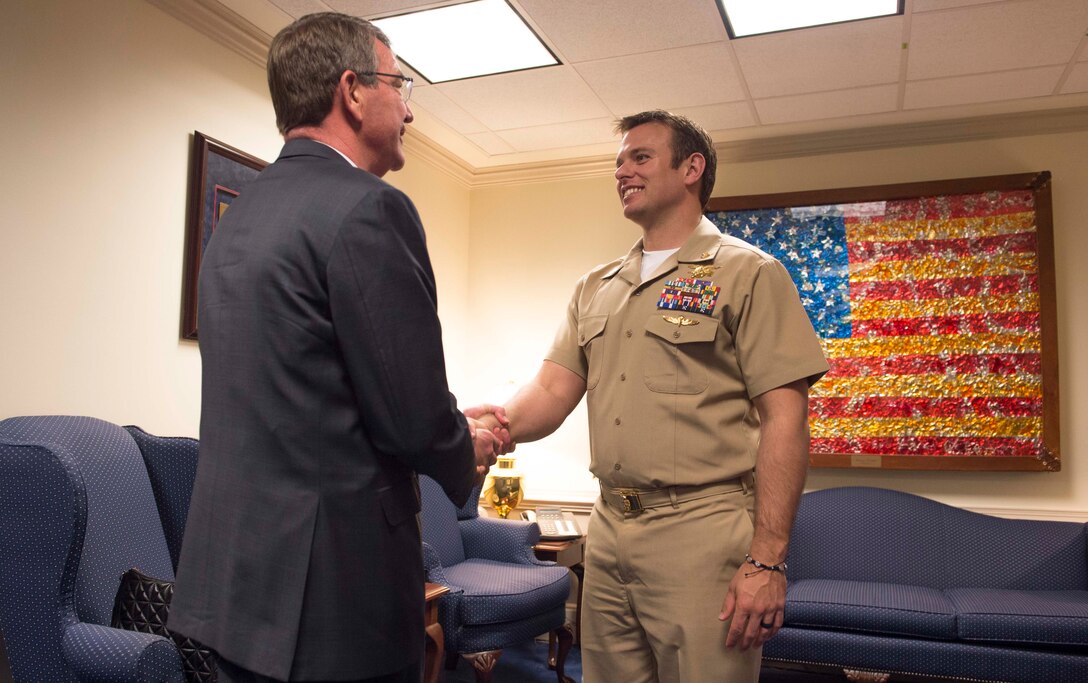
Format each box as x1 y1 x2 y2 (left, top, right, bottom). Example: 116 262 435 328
467 132 1088 518
3 0 1085 520
0 0 472 435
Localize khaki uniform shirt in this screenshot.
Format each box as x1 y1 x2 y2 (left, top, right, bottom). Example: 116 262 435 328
546 217 829 490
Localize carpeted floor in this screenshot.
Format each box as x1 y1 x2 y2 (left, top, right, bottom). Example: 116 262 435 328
439 640 841 682
441 638 580 682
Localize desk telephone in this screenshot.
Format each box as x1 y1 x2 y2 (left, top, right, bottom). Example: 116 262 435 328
522 507 582 540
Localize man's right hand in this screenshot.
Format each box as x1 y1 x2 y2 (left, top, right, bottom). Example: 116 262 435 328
464 404 515 454
467 417 499 484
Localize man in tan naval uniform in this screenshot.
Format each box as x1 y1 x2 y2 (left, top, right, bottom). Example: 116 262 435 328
482 110 828 682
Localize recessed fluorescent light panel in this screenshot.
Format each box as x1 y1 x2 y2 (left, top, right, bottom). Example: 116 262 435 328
717 0 902 38
372 0 558 83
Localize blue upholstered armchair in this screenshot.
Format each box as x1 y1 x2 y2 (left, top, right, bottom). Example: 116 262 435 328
419 475 575 683
0 416 199 682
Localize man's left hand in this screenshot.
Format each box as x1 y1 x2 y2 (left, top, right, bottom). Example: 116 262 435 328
719 563 786 650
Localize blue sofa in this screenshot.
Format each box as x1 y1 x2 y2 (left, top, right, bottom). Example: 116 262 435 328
763 486 1088 682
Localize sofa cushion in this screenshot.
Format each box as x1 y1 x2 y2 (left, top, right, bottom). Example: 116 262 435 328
786 579 957 639
946 588 1088 647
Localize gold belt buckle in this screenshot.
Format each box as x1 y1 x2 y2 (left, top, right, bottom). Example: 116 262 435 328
618 489 642 513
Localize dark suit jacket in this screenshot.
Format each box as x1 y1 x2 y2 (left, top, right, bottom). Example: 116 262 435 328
169 138 477 680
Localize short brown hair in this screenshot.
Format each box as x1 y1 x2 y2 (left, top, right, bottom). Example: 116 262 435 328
267 12 390 135
615 110 717 208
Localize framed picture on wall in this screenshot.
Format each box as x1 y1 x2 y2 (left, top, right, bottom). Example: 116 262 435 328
706 172 1059 472
180 132 268 340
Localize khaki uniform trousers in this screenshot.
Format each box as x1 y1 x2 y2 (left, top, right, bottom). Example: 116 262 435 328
580 483 761 683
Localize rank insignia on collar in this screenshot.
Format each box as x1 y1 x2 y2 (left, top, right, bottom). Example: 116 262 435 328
688 264 719 278
658 277 720 315
663 314 700 327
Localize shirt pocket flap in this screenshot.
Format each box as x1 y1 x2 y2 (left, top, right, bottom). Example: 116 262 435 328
645 313 718 344
577 314 608 347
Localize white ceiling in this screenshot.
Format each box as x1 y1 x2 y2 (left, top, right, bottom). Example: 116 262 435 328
163 0 1088 170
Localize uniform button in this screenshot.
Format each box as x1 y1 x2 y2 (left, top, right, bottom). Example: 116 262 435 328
673 331 681 338
634 290 642 296
625 329 633 338
620 373 626 381
580 334 585 342
614 417 621 425
614 463 622 471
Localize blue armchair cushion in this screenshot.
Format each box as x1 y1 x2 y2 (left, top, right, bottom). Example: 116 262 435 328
443 560 570 627
785 579 957 640
947 588 1088 647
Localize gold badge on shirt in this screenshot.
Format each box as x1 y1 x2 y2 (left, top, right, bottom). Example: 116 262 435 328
663 314 700 327
688 264 719 278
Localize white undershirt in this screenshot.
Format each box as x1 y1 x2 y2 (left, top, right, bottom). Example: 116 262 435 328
641 248 680 281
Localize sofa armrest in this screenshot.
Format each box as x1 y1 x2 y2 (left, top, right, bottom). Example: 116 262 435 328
460 517 547 564
62 622 185 683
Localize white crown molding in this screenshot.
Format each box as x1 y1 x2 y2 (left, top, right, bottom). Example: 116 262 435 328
146 0 271 68
403 129 475 188
149 0 1088 186
715 106 1088 163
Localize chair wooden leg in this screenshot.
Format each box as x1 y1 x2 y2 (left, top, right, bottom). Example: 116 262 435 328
551 623 576 683
423 622 444 683
463 649 502 683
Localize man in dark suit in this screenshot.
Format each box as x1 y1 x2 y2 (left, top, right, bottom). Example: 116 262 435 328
168 12 498 683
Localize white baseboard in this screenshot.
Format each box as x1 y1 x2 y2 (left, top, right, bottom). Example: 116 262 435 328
965 506 1088 523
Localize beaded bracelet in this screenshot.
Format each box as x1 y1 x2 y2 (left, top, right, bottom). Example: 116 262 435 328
744 553 787 577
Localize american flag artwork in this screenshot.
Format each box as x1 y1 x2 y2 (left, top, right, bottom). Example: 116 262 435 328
707 174 1058 470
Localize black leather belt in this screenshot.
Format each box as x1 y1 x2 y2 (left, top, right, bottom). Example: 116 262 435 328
599 474 752 514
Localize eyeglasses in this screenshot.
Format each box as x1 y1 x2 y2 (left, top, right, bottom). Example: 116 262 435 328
356 71 414 103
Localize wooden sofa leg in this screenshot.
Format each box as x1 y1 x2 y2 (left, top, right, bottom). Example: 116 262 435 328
844 670 891 682
551 623 576 683
463 649 501 683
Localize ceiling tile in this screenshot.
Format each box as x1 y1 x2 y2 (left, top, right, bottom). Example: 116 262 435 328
267 0 334 18
435 66 610 130
320 0 436 17
495 118 617 152
1061 62 1088 94
410 86 488 134
576 43 746 116
905 66 1066 109
671 101 757 132
907 0 1088 80
732 15 903 98
755 85 899 125
516 0 727 63
465 131 517 156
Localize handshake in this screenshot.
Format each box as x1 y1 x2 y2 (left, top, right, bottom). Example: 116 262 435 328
464 404 516 484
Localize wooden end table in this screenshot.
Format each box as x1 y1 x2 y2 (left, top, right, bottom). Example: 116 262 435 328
424 582 449 683
534 536 586 666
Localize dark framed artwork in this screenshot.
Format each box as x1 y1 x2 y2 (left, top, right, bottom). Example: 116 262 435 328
706 172 1059 471
180 132 268 340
